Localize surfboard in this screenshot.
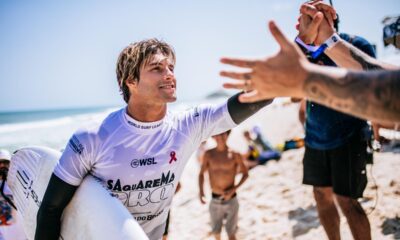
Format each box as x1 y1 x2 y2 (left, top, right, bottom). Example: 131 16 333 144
7 146 148 240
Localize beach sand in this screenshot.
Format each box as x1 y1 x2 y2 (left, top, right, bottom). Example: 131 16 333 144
168 101 400 240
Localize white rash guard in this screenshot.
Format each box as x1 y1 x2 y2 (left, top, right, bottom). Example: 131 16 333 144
54 102 236 240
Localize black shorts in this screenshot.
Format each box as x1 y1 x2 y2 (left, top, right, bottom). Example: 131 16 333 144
303 134 368 199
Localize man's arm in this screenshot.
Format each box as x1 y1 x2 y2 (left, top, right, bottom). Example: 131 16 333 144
303 66 400 124
324 40 397 70
198 153 209 204
234 153 249 189
298 99 306 127
36 174 77 240
227 93 273 124
224 153 249 200
220 21 400 124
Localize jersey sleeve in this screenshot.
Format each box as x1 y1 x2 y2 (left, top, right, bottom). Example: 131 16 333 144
53 128 97 186
178 101 237 146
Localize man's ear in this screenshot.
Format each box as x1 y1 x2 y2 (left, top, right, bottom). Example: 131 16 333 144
125 77 138 89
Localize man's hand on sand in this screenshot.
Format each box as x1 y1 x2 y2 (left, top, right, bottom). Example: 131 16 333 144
220 21 309 102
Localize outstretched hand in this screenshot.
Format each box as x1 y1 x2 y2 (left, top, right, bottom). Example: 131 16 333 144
220 21 309 103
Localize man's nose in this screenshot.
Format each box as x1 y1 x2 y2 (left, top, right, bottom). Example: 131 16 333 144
164 68 174 80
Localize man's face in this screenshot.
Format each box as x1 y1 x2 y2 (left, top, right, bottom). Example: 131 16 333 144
133 52 177 104
213 132 229 146
0 160 10 171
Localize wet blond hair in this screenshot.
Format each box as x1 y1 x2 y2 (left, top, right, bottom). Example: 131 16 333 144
116 38 176 103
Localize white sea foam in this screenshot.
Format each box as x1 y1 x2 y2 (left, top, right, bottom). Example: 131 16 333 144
0 98 283 152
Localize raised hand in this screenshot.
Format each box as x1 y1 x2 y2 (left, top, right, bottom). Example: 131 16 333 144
220 21 309 102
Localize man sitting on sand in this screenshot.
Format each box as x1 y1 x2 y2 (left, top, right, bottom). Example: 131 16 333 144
199 130 248 240
243 130 281 169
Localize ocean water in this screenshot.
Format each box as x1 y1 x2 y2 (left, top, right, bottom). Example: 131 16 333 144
0 98 227 152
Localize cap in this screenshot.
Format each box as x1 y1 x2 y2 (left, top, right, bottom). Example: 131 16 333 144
0 149 11 161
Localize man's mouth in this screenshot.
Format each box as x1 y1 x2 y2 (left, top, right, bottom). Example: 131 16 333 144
159 83 175 89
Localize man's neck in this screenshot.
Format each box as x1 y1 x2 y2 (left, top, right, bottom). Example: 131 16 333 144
126 100 167 122
216 145 228 152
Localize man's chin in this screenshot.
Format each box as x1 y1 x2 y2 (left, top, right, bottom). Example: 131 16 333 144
166 96 177 103
163 92 177 103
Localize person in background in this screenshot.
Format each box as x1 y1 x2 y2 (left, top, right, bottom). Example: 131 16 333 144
295 2 375 239
243 130 281 169
199 131 248 240
0 149 27 240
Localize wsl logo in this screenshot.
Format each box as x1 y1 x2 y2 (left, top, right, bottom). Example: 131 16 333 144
131 157 157 168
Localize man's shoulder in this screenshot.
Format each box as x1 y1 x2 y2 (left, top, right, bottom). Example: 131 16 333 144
204 148 216 156
340 33 376 58
173 103 216 117
73 108 124 141
170 103 225 127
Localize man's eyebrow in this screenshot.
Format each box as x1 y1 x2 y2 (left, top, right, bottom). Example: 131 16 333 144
148 62 162 66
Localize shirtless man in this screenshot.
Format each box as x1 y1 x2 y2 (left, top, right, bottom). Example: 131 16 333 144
199 130 248 240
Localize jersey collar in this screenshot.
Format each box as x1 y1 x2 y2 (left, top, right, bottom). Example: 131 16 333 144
122 108 165 134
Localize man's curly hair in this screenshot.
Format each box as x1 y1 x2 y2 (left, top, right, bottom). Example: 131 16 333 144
116 38 176 103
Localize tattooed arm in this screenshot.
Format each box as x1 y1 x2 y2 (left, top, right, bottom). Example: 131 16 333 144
220 21 400 124
303 66 400 124
325 40 398 70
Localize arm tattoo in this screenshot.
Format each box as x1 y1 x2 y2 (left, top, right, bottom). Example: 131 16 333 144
303 70 400 123
349 48 382 71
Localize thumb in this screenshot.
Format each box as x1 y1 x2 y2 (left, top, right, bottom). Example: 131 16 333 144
268 21 291 51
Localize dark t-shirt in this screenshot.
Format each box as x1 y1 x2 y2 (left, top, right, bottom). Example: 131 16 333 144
305 33 376 150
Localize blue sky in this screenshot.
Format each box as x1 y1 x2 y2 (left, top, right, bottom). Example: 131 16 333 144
1 0 399 111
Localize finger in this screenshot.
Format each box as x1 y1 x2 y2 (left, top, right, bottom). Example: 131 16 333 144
238 90 268 103
220 71 252 80
323 10 335 28
308 11 323 34
312 2 336 19
223 81 247 90
300 4 319 18
268 21 291 51
220 58 257 68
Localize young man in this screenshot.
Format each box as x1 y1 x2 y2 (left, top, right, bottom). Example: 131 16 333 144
35 39 272 240
198 131 248 240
